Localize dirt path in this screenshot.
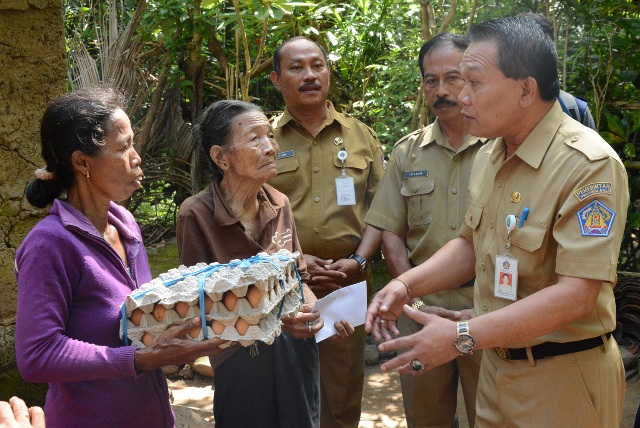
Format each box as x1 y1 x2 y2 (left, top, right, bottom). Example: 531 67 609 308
169 362 639 427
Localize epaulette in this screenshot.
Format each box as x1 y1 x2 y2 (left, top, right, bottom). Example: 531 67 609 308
394 127 427 147
562 131 610 162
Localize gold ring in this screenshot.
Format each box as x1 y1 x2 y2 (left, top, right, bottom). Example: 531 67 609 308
380 319 387 324
16 413 30 419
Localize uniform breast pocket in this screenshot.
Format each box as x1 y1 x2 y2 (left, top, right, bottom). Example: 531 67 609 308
401 177 435 226
511 220 548 281
332 152 368 174
274 157 302 201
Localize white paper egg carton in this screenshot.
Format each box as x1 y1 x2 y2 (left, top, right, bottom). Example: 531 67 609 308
119 250 304 348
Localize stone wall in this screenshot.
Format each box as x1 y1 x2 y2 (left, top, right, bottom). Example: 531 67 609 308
0 0 67 388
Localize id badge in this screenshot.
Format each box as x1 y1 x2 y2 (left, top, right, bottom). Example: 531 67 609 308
336 175 356 206
495 253 518 301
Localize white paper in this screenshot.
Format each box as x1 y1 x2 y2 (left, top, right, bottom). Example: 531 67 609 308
312 280 367 342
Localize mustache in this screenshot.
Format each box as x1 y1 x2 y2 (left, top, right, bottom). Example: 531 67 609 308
433 98 458 108
299 83 321 91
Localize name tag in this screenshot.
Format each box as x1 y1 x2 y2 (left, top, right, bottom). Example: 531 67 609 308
404 170 428 178
278 150 294 159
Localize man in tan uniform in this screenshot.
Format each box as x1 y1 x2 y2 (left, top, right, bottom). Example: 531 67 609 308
365 16 628 428
268 36 385 428
365 33 483 428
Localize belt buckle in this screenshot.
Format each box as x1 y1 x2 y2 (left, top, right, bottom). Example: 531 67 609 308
494 347 511 360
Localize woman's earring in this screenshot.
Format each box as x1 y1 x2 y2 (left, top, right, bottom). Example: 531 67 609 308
86 170 90 178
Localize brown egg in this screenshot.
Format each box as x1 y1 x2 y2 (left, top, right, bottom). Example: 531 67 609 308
223 291 238 311
142 332 155 347
130 308 144 326
152 304 166 322
187 324 202 339
174 301 190 318
204 295 214 314
246 285 264 309
212 320 225 335
235 318 250 336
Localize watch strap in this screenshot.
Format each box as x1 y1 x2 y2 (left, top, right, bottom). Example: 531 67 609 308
348 253 367 273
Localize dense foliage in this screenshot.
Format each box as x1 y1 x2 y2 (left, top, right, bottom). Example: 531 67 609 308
63 0 640 269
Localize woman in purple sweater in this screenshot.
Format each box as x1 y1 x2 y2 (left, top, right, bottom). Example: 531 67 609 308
14 87 223 428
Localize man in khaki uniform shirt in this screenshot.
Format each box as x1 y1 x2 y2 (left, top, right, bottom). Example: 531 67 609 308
365 34 483 428
268 36 384 428
365 17 628 428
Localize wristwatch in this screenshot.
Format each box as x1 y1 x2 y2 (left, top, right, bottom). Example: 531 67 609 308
453 320 475 355
348 253 367 274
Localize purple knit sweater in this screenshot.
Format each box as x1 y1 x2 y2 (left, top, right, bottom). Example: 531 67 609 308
15 200 174 428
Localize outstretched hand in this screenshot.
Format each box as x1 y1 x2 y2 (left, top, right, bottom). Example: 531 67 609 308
135 316 227 370
365 279 411 340
377 305 459 375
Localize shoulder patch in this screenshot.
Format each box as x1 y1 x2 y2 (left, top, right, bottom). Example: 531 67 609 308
573 182 612 201
576 199 616 237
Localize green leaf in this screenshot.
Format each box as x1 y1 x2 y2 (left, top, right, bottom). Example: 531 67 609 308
606 114 627 138
623 143 636 159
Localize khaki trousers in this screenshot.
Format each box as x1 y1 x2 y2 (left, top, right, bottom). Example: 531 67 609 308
475 337 625 427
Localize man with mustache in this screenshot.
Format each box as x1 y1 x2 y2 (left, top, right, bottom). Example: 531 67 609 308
269 36 385 428
365 33 484 428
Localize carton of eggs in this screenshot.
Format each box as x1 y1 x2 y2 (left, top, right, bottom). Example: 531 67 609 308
119 249 304 348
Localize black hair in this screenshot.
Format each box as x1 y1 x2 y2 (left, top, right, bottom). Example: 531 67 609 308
519 12 555 41
468 16 560 101
418 33 470 78
26 86 126 208
272 36 330 75
194 100 262 181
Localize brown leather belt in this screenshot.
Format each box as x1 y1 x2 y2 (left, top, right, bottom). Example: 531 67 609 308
494 332 611 360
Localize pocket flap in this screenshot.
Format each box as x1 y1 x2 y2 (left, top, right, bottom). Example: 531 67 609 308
512 221 547 252
400 177 435 197
333 153 367 170
276 157 299 174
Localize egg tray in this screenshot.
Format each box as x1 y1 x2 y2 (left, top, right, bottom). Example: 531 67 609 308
119 250 304 348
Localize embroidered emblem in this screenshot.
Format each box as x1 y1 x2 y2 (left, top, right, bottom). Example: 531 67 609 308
573 182 612 201
511 192 521 203
272 229 293 247
403 170 429 178
277 150 294 160
576 199 615 237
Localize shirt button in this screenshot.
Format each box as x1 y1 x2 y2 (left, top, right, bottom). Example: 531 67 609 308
313 167 320 173
314 227 320 233
314 197 320 202
489 221 494 229
313 140 318 146
450 223 457 230
482 303 489 311
480 263 486 271
497 180 503 188
451 188 457 194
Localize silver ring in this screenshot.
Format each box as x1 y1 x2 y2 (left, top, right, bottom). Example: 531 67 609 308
411 359 425 372
307 322 311 333
380 319 387 324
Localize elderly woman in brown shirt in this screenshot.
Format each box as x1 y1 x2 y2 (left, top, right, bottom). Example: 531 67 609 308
178 100 352 428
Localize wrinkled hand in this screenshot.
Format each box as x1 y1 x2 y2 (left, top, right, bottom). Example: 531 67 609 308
135 317 226 370
328 319 355 342
365 279 411 340
304 254 348 285
281 303 324 339
0 396 45 428
377 305 459 376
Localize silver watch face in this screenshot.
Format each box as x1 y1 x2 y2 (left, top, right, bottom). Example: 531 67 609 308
454 333 475 354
